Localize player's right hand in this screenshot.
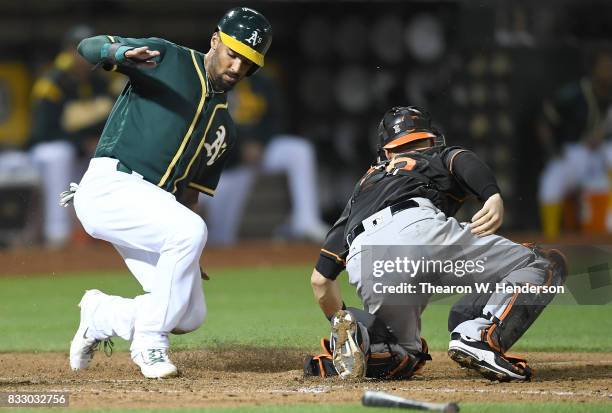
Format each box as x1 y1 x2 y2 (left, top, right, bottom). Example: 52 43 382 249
124 46 160 67
470 193 504 237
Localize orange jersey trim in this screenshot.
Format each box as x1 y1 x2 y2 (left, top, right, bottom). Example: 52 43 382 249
321 248 345 264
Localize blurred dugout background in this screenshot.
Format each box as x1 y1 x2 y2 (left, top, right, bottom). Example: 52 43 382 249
0 0 610 248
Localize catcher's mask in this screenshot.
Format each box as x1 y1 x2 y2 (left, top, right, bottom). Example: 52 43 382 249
216 7 273 76
376 106 445 161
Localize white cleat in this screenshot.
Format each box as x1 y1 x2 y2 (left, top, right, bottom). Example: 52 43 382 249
70 289 111 370
132 349 179 379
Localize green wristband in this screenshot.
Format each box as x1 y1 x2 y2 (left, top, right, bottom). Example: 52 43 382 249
114 45 133 63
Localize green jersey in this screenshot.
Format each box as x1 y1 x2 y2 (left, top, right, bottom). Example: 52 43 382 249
78 35 235 197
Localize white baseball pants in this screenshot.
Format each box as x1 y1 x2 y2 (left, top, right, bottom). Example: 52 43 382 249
73 157 207 353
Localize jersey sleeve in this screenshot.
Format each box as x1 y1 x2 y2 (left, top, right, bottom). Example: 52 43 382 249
77 35 171 76
443 146 501 201
315 200 351 280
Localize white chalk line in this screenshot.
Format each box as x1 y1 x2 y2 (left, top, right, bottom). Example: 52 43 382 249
269 386 612 399
393 387 612 399
1 384 609 399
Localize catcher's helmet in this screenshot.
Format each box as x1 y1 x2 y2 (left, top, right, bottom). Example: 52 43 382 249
217 7 272 76
377 106 445 160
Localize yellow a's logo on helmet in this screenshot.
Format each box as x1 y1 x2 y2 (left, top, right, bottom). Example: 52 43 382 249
245 31 263 47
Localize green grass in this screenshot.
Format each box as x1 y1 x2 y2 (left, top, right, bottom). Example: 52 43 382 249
3 403 611 413
0 266 610 352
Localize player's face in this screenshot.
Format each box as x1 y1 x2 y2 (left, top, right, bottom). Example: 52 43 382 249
209 33 254 91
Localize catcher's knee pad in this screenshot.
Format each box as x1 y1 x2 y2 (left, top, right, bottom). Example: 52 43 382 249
303 338 338 378
367 338 431 379
485 248 567 353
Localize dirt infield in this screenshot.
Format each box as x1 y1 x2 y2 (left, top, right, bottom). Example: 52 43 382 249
2 241 611 409
0 242 320 276
0 233 612 276
1 349 610 409
2 233 608 277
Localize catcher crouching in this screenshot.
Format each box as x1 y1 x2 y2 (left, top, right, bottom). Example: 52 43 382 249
306 106 567 382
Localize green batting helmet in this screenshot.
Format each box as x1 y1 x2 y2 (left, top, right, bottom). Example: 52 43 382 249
217 7 273 76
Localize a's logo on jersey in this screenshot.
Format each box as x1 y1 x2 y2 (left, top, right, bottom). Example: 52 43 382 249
245 30 262 46
204 125 227 166
393 124 402 134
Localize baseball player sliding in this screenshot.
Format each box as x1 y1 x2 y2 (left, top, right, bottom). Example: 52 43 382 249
63 8 272 378
307 106 566 382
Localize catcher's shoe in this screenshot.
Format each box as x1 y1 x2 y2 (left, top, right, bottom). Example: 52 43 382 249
448 333 531 382
132 348 178 379
70 289 113 370
330 310 366 379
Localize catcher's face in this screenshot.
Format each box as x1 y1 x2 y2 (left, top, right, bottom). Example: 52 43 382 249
208 32 253 91
384 138 434 158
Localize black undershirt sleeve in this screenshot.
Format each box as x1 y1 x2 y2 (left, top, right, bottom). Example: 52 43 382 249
448 150 501 202
315 199 351 280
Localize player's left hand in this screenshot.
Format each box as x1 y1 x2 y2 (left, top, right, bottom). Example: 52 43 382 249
470 193 504 237
124 46 160 67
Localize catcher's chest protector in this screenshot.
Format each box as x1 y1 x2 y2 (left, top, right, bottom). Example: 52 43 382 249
358 148 466 218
